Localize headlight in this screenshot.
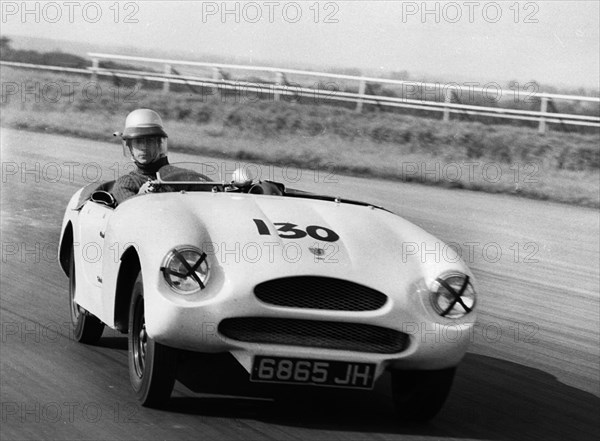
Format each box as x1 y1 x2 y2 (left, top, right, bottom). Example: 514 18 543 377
161 247 209 294
430 273 475 319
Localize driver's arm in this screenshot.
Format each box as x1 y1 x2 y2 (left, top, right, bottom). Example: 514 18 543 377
111 174 145 205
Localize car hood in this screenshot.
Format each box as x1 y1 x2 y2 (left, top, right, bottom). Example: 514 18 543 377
113 192 468 295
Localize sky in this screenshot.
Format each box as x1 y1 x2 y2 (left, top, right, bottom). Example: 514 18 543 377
2 1 599 89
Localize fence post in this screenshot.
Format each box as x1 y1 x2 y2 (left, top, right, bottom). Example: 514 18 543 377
91 58 99 82
212 67 221 80
356 78 366 113
538 96 548 133
162 64 171 94
274 72 283 102
443 88 452 122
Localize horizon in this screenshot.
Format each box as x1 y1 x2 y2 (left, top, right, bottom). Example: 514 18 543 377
3 33 599 95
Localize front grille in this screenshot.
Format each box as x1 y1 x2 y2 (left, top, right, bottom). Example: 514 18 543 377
218 317 409 354
254 276 388 311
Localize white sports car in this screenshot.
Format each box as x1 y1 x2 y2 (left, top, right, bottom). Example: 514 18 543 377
58 163 477 421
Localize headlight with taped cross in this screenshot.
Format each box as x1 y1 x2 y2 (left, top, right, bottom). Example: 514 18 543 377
429 273 476 319
161 247 209 294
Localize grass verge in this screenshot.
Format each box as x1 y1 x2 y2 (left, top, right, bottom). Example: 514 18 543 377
1 67 599 208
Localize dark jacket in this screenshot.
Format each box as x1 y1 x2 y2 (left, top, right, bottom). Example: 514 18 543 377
111 157 169 205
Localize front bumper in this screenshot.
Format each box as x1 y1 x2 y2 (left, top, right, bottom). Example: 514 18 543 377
143 272 475 380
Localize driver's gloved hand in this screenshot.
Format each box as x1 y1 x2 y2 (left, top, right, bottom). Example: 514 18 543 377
138 181 155 194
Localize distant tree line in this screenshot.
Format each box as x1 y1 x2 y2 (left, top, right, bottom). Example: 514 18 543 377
0 37 146 72
0 37 88 68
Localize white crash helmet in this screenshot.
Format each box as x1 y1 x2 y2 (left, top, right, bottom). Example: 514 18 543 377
114 109 168 159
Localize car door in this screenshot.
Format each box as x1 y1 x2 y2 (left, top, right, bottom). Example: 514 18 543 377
77 201 113 290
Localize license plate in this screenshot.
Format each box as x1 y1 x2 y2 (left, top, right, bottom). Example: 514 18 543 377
251 356 375 389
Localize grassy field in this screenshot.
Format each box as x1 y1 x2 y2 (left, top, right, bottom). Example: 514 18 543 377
1 67 599 207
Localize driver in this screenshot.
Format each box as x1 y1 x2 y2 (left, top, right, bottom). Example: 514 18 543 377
111 109 170 205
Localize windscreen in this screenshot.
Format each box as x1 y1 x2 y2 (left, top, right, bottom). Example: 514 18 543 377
156 162 221 184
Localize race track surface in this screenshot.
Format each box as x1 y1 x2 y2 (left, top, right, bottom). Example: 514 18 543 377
1 129 599 440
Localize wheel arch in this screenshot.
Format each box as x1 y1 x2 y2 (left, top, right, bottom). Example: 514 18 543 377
114 246 141 333
58 222 74 275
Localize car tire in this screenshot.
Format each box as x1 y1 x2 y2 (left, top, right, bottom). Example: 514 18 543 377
69 247 104 344
390 367 456 422
128 272 177 407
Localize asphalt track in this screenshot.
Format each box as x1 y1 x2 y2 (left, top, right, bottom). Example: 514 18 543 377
1 128 598 440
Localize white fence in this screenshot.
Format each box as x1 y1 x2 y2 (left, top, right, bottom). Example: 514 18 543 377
3 53 599 134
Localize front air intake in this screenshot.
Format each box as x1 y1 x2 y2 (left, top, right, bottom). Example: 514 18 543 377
254 276 388 311
218 317 409 354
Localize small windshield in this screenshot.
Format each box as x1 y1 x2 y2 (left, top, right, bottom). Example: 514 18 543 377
156 162 221 184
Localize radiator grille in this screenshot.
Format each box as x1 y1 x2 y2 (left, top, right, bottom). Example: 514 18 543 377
254 276 388 311
218 317 409 354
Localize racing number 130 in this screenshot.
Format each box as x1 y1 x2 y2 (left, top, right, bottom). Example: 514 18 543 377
253 219 339 242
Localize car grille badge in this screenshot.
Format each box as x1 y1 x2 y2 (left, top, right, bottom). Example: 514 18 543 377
309 246 326 260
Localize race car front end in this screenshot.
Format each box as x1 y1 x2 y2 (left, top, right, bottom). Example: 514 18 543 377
142 241 477 394
109 191 477 419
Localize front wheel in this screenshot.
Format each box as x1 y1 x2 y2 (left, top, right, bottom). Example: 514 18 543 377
390 367 456 422
128 272 177 407
69 247 104 344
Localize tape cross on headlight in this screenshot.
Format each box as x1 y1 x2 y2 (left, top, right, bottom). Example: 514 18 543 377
435 275 472 317
164 250 207 290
